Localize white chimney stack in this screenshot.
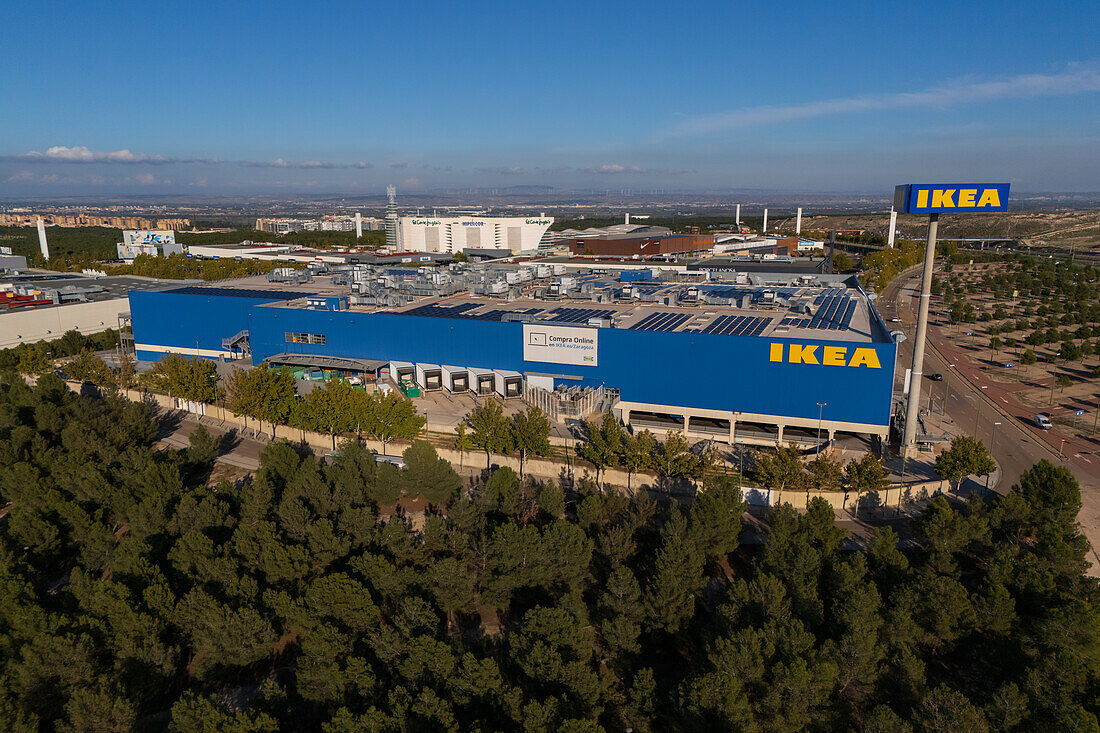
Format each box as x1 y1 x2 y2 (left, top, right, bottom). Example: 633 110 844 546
887 208 897 248
735 204 740 226
355 211 362 239
36 218 49 261
796 207 802 235
625 212 630 225
762 208 768 234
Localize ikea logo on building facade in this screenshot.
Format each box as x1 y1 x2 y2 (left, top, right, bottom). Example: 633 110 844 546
894 183 1010 214
769 343 882 368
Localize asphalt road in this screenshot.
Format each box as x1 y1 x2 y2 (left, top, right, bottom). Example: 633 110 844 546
884 265 1100 575
880 266 1073 492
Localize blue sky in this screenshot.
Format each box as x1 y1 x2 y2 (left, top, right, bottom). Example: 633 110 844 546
1 0 1098 195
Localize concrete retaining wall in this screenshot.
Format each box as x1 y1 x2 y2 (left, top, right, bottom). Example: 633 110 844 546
65 382 963 517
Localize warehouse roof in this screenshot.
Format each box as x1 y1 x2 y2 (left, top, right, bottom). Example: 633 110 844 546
169 265 891 344
0 270 197 303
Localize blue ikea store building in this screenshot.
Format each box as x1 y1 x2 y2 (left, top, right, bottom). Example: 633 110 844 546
129 277 898 444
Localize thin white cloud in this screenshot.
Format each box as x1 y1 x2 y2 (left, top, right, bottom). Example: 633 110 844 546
671 64 1100 136
13 147 373 170
21 145 216 164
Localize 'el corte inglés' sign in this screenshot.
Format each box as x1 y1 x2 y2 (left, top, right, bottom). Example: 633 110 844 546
523 324 598 367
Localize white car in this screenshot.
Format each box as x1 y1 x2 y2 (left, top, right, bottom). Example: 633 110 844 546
1034 414 1053 430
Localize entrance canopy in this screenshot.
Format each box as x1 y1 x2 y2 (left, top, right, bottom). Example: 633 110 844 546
264 352 387 375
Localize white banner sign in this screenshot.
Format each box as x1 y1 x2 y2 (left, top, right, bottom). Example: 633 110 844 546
523 324 598 367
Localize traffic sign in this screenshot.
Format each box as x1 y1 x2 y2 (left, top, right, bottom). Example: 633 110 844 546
1076 409 1085 416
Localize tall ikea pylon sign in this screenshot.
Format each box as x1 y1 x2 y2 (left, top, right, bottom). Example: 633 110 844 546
895 182 1011 458
894 183 1010 213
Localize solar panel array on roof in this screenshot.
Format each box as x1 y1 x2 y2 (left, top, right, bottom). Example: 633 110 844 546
697 285 801 301
701 314 769 336
806 294 854 330
630 312 692 331
547 307 615 323
166 286 310 300
397 303 544 322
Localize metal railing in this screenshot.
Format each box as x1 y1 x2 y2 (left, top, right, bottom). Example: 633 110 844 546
523 384 605 422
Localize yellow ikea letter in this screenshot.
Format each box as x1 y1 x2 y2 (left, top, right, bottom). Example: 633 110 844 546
789 344 819 365
847 348 882 369
958 189 977 207
823 346 847 366
931 189 956 208
769 343 784 362
977 188 1001 207
916 189 929 208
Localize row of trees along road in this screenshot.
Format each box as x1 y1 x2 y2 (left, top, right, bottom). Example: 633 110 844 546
0 371 1097 730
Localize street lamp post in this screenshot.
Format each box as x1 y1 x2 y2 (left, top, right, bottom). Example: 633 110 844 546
943 363 955 416
816 401 827 453
986 421 1001 490
974 385 987 436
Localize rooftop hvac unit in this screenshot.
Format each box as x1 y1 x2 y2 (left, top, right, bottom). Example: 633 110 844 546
535 264 552 278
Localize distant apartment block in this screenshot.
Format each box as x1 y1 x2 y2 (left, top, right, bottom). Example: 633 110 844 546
0 214 191 230
255 216 383 235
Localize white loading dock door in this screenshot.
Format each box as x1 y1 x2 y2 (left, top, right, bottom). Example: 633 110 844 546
441 365 468 392
494 370 523 398
468 367 495 395
415 363 443 391
389 361 414 384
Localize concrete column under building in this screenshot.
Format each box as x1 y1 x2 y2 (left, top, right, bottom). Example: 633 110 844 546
887 208 897 248
776 424 784 443
796 207 802 235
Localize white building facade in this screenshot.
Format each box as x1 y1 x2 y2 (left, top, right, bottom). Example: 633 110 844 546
397 216 554 254
117 230 183 262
